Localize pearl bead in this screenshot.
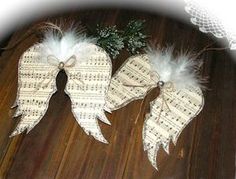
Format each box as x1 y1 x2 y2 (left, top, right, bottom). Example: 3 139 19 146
157 81 164 87
58 62 65 70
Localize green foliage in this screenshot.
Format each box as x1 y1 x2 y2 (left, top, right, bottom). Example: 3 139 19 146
93 25 124 59
123 20 147 54
91 20 147 59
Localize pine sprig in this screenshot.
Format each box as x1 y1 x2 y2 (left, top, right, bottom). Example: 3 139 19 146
90 20 148 59
123 20 147 54
92 25 124 59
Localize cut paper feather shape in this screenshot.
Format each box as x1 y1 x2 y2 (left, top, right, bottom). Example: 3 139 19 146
104 48 204 170
143 48 204 170
11 28 112 143
104 54 156 112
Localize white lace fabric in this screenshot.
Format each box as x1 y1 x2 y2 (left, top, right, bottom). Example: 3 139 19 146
184 0 236 50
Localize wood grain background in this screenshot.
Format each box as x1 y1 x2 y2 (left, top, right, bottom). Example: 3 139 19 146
0 9 235 179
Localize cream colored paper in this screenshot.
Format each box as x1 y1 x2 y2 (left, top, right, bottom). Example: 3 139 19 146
143 85 204 169
104 54 204 169
12 43 111 143
104 54 156 112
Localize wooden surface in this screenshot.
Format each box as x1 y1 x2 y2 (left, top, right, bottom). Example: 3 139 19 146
0 9 235 179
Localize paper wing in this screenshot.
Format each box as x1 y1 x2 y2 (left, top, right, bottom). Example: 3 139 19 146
105 54 156 112
11 44 59 136
143 86 204 169
65 44 112 143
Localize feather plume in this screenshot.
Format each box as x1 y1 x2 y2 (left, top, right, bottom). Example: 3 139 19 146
40 28 97 63
147 47 204 89
11 23 112 144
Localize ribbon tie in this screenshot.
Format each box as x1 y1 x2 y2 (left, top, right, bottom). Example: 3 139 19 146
33 55 84 93
47 55 77 70
122 70 175 123
156 80 174 123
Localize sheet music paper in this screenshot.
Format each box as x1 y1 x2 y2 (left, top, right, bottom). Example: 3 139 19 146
65 44 112 143
104 53 204 169
105 54 156 111
11 44 58 136
12 43 112 143
143 86 204 169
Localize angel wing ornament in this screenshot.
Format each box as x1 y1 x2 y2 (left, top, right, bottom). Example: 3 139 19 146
104 48 205 169
143 48 204 169
11 29 112 143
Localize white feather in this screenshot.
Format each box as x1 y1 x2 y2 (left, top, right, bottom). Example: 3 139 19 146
148 47 203 89
40 29 97 63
